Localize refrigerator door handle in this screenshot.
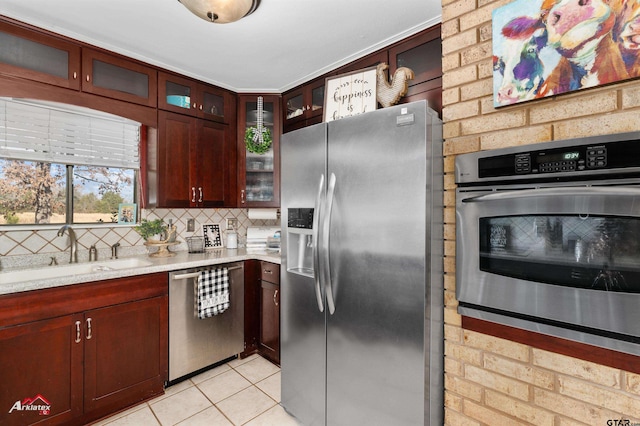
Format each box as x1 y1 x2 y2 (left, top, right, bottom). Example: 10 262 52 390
312 174 325 313
323 172 337 315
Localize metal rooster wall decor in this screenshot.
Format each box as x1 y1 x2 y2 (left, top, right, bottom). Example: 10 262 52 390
375 62 414 108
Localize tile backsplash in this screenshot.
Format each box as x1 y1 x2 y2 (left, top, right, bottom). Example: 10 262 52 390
0 208 279 270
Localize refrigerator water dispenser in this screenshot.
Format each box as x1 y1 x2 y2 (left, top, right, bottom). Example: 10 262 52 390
286 208 314 277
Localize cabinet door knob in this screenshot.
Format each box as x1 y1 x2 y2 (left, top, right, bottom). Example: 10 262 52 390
274 289 279 306
263 269 273 274
86 74 90 82
241 189 245 204
198 187 203 203
75 320 82 343
192 187 196 203
73 71 77 80
86 318 93 340
199 104 203 111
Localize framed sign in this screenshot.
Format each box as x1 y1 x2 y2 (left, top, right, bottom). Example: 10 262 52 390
324 66 377 122
203 223 224 249
117 203 137 224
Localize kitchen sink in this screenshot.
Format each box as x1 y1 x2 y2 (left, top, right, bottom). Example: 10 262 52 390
0 258 153 285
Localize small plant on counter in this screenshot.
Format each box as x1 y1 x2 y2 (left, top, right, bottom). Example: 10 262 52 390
134 219 167 241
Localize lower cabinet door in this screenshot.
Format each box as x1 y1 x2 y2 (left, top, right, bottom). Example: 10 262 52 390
0 314 83 426
83 296 167 414
259 280 280 364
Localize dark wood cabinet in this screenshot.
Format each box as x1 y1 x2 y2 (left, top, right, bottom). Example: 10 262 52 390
0 18 157 109
281 26 443 133
389 25 442 116
240 260 280 365
283 50 386 133
241 259 260 358
81 48 157 108
0 16 442 210
237 95 281 207
0 20 81 90
259 262 280 365
336 50 389 75
0 273 168 426
156 110 234 208
0 315 82 426
158 71 235 123
282 77 325 133
84 297 165 414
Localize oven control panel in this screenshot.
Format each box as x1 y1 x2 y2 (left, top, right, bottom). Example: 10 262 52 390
586 146 607 169
520 145 606 175
476 138 640 179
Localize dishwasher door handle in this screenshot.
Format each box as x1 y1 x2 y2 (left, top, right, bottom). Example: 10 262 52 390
173 272 201 280
172 265 243 281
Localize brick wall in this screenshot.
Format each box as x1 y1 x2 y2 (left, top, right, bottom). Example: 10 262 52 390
441 0 640 424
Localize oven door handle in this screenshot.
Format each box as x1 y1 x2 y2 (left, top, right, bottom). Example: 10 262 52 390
461 186 640 203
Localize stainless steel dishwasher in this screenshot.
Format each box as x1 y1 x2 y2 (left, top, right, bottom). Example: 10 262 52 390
168 262 244 383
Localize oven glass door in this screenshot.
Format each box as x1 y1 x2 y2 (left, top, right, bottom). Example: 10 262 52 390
480 214 640 292
456 185 640 344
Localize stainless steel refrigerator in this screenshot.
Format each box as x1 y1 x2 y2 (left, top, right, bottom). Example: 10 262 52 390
280 100 444 426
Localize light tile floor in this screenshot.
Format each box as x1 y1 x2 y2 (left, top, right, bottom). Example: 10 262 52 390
93 354 301 426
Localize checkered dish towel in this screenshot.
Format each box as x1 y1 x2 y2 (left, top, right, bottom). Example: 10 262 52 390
196 268 230 319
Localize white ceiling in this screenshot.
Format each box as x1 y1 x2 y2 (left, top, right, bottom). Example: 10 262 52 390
1 0 442 93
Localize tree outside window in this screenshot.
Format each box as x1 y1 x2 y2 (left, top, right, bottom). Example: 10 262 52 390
0 159 135 225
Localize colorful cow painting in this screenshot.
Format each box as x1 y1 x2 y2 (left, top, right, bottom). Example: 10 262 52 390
493 0 640 107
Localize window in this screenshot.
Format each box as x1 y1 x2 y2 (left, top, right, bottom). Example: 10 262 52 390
0 98 140 226
73 165 136 224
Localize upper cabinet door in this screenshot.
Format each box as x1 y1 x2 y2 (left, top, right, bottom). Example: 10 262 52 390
388 26 442 113
81 48 157 107
309 82 325 119
196 120 229 207
199 83 233 123
238 95 281 207
158 72 199 116
158 71 232 123
283 87 305 125
336 50 388 75
282 77 325 133
284 80 325 122
156 111 194 208
0 21 81 90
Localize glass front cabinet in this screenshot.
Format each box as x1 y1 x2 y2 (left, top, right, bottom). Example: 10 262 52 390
237 95 281 207
81 48 157 107
282 77 325 133
0 21 81 90
388 25 442 115
158 72 233 123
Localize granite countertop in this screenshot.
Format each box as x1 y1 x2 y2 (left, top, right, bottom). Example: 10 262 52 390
0 248 281 296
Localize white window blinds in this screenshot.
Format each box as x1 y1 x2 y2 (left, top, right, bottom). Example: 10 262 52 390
0 97 141 169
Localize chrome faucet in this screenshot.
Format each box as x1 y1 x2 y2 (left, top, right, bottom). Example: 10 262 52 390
57 225 78 264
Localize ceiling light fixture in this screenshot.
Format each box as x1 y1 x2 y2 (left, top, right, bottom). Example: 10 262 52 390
178 0 259 24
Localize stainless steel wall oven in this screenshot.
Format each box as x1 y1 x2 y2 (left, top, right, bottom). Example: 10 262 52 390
456 132 640 356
